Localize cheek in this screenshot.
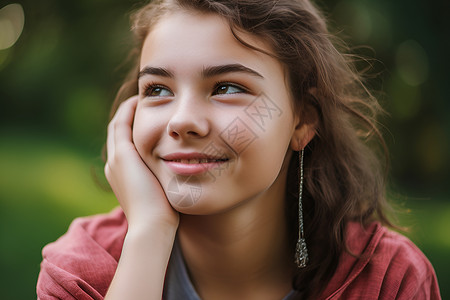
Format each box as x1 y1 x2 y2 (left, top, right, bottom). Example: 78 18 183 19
234 109 294 182
132 109 164 156
245 130 291 177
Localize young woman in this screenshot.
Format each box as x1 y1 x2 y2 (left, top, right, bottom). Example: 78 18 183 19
37 0 441 299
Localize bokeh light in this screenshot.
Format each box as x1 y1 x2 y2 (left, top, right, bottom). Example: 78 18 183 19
396 39 429 86
0 4 24 50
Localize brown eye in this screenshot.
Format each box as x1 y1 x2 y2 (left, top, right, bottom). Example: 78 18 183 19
145 85 173 97
213 83 245 95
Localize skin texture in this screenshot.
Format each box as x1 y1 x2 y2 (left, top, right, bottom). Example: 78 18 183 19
105 10 316 300
135 11 305 215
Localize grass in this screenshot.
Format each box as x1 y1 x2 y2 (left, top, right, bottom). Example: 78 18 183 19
395 199 450 297
0 131 116 300
0 132 448 299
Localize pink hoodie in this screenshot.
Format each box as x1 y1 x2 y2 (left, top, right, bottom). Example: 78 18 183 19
37 208 441 299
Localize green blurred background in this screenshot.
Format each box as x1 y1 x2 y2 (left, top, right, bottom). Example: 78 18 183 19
0 0 448 298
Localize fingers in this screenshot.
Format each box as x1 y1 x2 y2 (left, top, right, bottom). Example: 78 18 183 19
114 96 139 150
106 96 139 161
105 96 138 181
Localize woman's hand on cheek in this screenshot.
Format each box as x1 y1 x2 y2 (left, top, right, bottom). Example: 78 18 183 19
105 96 179 232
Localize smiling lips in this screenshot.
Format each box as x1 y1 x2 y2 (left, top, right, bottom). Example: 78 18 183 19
171 158 227 164
162 152 229 175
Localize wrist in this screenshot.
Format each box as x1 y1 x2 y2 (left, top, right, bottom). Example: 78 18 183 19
126 217 178 242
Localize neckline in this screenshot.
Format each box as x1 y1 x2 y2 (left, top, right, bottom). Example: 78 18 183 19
164 237 297 300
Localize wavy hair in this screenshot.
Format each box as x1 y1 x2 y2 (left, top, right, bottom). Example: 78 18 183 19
109 0 393 298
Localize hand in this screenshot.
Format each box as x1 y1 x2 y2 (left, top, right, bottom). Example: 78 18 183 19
104 96 179 231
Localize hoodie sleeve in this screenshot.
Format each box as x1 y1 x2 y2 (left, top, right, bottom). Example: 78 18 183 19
324 223 441 300
37 208 127 300
375 230 441 300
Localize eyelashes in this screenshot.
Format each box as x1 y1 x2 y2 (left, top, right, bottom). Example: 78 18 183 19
141 81 249 99
142 83 173 98
212 82 248 95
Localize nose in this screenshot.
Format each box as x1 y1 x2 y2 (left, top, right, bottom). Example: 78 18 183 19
167 96 210 139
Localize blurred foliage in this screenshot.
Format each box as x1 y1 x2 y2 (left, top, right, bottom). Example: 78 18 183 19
0 0 449 299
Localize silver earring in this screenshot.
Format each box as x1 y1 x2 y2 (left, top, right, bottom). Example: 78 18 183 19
295 148 308 268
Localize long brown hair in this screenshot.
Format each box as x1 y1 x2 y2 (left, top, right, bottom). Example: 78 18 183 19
110 0 393 298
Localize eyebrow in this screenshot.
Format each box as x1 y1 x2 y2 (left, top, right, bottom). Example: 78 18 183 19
138 63 264 79
138 67 173 79
202 64 264 79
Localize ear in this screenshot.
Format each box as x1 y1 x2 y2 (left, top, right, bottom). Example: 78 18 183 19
290 102 319 151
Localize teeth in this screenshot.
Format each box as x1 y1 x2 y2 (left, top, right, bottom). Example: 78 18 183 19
172 158 226 164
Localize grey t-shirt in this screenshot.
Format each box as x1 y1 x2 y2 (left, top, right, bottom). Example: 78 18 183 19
163 239 298 300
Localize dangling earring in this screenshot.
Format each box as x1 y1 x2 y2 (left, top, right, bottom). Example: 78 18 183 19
295 148 309 268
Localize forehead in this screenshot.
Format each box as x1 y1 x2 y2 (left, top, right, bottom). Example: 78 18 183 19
139 10 277 70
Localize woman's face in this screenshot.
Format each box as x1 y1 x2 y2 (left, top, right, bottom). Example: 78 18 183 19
133 10 301 215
